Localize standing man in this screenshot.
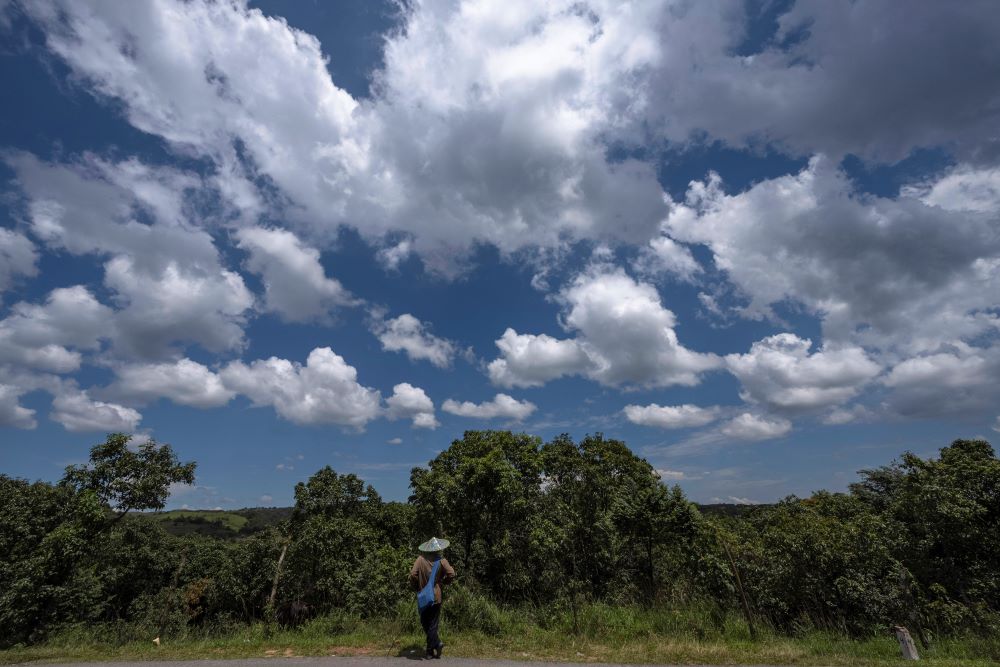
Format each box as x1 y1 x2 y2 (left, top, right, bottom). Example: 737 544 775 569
410 537 456 659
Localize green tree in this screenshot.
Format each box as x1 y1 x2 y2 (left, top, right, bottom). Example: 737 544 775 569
853 439 1000 631
539 433 701 605
0 476 105 646
409 430 544 600
282 467 407 616
62 433 196 522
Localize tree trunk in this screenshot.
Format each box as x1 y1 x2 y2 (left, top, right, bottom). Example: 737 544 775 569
721 537 757 640
267 538 290 620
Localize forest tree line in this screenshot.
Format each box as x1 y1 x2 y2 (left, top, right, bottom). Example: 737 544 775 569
1 431 998 648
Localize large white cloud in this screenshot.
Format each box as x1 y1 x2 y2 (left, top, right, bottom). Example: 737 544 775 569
220 347 381 428
0 286 113 373
725 333 881 414
105 359 234 408
236 227 356 322
487 329 592 388
488 267 719 389
883 342 1000 419
386 382 439 429
50 388 142 433
105 255 253 359
442 393 536 421
624 403 719 429
372 313 455 368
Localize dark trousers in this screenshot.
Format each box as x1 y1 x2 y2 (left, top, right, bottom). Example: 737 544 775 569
419 602 442 651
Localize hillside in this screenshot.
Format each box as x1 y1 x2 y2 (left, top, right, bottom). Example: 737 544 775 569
144 506 293 539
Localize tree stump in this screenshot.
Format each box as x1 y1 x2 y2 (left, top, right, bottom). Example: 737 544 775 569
893 625 920 660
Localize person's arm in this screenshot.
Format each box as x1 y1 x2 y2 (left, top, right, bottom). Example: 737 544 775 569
409 558 421 591
440 558 456 585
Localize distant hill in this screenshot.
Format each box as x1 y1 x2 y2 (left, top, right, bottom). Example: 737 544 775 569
143 503 761 539
143 507 293 539
696 503 766 517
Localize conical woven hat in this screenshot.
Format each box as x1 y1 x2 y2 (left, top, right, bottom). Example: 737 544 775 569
418 536 450 552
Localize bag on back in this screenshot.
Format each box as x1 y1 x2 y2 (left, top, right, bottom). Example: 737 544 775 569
417 559 440 612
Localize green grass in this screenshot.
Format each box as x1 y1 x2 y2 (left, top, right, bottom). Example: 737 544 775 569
3 604 997 666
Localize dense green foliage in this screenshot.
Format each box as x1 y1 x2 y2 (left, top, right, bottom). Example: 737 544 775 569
1 432 998 650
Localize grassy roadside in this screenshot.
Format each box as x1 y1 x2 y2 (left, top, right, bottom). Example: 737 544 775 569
2 617 998 667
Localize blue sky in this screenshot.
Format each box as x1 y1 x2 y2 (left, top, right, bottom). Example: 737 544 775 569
1 0 998 509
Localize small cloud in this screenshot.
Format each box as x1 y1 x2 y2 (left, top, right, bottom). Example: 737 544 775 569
296 454 304 460
275 463 294 471
708 496 760 505
655 468 686 480
442 393 536 421
387 437 403 445
992 416 1000 433
260 494 273 504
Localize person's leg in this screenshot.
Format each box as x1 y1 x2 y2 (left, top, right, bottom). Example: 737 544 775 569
427 604 442 657
419 605 435 656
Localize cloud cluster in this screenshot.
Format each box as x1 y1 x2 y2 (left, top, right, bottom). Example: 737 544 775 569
20 0 1000 268
666 158 1000 351
7 153 254 359
3 0 999 446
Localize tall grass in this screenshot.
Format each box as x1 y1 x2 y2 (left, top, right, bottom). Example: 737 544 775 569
3 597 998 666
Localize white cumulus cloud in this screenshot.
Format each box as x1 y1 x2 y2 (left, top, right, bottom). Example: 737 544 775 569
105 359 234 408
220 347 381 429
725 333 881 414
487 329 591 388
372 313 455 368
386 382 439 429
488 267 719 388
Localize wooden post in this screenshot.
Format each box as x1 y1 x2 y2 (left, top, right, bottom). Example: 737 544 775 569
893 626 920 660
